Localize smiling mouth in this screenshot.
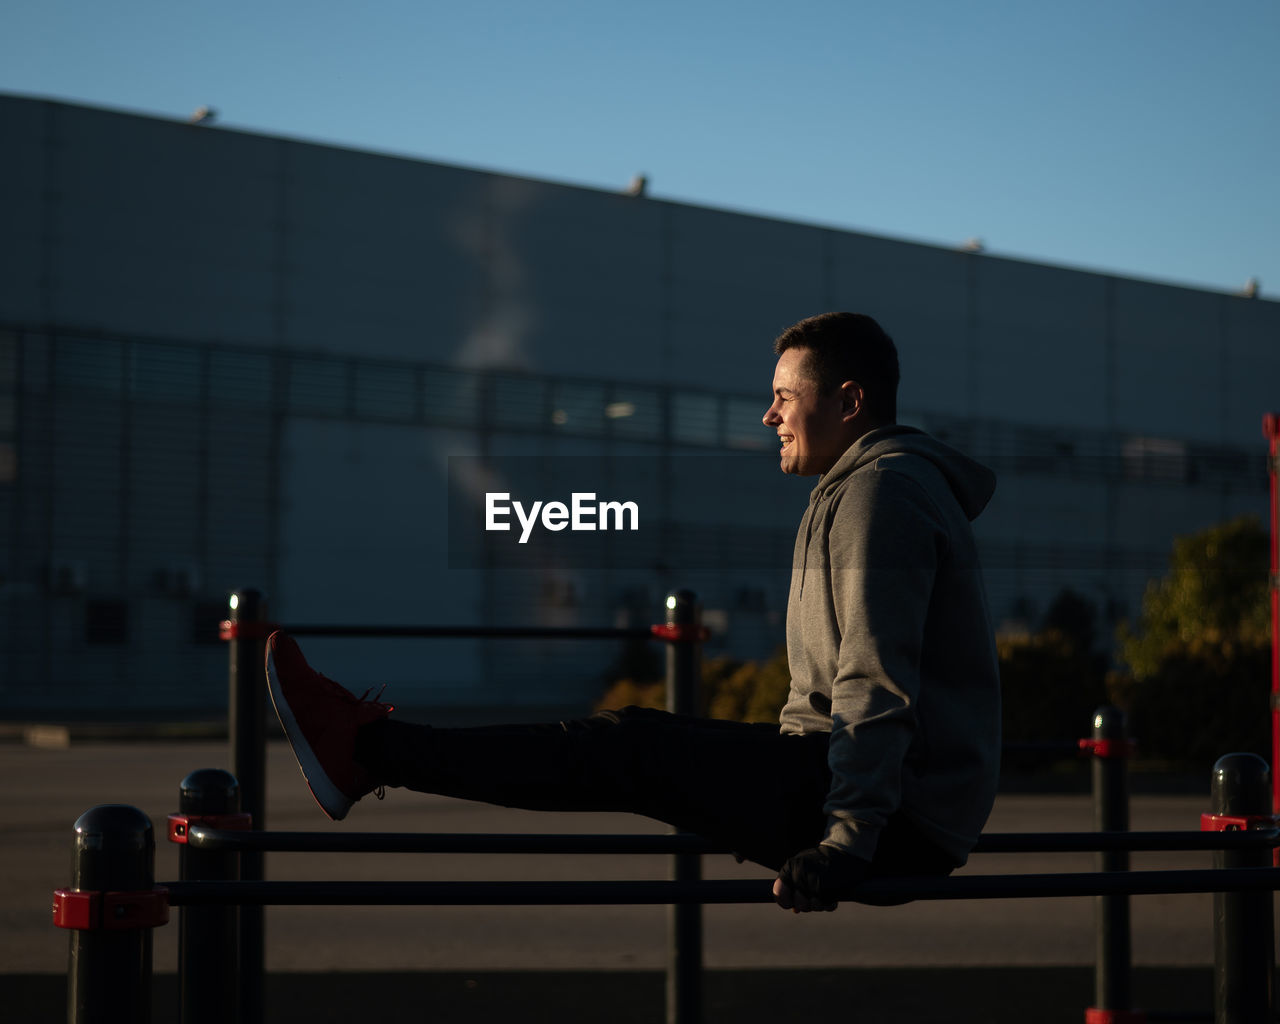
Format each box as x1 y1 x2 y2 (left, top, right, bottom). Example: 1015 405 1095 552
778 435 793 451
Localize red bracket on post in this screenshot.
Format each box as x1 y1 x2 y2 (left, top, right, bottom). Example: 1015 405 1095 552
1084 1009 1147 1024
649 623 709 643
52 888 170 930
218 620 278 641
167 812 254 845
1200 812 1279 833
1078 738 1137 759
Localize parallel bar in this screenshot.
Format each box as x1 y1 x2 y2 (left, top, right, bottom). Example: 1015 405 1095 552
162 867 1280 907
282 625 653 639
185 826 1280 856
978 831 1280 854
187 827 723 854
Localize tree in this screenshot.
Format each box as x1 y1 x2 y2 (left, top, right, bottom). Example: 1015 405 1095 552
998 588 1109 754
1108 516 1271 765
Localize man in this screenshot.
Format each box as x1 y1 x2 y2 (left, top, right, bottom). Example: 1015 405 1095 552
267 311 1001 911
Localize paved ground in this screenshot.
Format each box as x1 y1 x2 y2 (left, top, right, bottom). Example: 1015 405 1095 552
0 736 1265 1021
0 966 1218 1024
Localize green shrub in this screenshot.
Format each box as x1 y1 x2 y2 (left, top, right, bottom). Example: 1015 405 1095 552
998 626 1109 746
1108 516 1271 767
596 646 790 723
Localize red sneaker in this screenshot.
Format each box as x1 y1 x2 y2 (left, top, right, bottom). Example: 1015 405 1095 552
266 631 394 821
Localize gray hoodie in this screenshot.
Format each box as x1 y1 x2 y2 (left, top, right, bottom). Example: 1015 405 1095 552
778 425 1001 866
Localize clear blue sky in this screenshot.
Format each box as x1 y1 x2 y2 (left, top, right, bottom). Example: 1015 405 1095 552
4 0 1277 298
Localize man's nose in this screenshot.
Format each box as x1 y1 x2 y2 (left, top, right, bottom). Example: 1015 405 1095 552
762 403 780 426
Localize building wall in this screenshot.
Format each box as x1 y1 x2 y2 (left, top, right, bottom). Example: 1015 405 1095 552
1 95 1276 715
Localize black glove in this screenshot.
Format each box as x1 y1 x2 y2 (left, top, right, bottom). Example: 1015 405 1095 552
777 845 871 904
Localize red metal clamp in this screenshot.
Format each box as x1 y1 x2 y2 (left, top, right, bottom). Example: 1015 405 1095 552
1084 1008 1147 1024
649 623 710 643
53 888 170 931
167 812 254 845
1200 812 1279 833
218 620 278 641
1078 738 1137 759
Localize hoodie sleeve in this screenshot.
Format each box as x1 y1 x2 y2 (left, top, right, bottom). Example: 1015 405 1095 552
820 464 945 861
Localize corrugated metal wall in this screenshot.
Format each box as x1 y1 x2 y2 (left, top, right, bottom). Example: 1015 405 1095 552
3 322 1268 712
1 94 1276 715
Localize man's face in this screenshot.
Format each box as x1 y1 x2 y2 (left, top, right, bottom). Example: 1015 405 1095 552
762 347 850 476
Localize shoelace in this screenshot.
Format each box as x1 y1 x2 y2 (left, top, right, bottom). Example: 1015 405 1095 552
356 683 391 800
356 682 393 710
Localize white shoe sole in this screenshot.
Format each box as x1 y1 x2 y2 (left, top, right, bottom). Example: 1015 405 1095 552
266 643 355 821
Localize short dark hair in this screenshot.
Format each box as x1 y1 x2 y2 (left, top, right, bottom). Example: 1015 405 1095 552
773 312 899 423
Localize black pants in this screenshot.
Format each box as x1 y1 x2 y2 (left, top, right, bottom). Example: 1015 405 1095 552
356 705 956 875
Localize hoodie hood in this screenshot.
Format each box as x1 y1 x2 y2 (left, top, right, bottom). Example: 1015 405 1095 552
812 425 996 521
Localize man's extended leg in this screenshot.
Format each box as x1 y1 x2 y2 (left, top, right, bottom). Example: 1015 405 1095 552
364 713 961 879
358 707 832 870
268 631 827 868
268 631 959 877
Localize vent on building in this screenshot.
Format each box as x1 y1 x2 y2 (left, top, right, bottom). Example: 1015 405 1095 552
190 600 226 645
85 599 129 645
49 561 88 596
153 564 203 598
1122 436 1188 483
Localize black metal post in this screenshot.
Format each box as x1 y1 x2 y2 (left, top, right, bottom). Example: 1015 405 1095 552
1090 705 1133 1019
665 590 702 1024
1209 753 1274 1024
177 770 243 1024
65 805 158 1024
227 589 266 1024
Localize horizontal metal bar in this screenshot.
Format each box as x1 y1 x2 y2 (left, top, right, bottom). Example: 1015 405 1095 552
1000 741 1086 757
187 827 724 855
973 830 1280 853
162 866 1280 907
282 625 654 639
186 827 1280 856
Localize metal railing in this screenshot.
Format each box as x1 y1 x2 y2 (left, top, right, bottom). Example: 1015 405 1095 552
54 755 1280 1024
48 585 1280 1024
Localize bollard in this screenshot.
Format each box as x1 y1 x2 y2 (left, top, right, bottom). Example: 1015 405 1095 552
664 590 703 1024
1204 753 1274 1024
224 588 267 1024
54 805 166 1024
1082 706 1140 1024
170 770 248 1024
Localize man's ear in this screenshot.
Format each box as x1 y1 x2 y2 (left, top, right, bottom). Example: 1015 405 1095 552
839 381 864 423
